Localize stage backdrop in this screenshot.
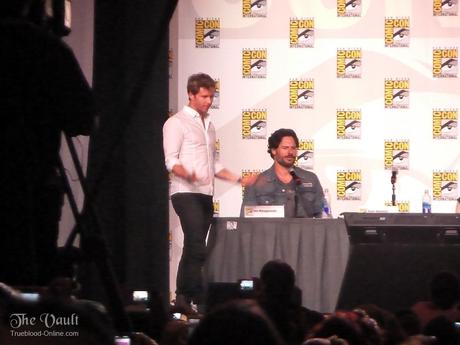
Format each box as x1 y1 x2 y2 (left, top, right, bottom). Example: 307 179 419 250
168 0 460 304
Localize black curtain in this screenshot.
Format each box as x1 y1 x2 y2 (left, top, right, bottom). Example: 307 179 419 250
84 0 175 307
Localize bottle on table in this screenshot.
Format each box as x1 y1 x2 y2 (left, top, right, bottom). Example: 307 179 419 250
422 189 432 214
322 188 332 218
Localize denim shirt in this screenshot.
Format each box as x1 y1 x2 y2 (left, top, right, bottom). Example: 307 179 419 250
241 164 324 218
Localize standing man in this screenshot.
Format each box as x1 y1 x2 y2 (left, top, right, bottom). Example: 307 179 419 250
241 128 324 218
163 73 244 307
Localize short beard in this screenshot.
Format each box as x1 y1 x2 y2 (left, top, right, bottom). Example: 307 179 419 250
276 157 295 168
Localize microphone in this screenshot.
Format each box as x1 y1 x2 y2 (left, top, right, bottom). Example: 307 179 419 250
289 169 302 186
288 168 315 217
391 170 398 185
289 168 301 217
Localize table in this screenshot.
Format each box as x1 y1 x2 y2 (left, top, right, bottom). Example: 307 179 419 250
205 217 349 313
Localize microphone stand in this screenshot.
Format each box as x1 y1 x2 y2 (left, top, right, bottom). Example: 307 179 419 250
391 170 397 207
290 169 302 217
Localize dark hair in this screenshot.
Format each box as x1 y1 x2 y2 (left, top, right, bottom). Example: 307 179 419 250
260 260 295 298
187 302 284 345
312 316 366 345
267 128 299 158
187 73 215 95
430 271 460 310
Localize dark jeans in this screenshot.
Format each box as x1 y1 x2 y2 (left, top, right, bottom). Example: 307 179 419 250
171 193 213 304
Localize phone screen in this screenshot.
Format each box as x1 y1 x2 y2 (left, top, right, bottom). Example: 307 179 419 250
20 292 40 302
239 279 254 290
132 290 149 302
115 336 131 345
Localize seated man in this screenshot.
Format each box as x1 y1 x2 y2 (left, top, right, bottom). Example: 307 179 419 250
241 128 324 218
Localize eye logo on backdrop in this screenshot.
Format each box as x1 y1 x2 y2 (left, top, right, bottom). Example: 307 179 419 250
296 140 314 170
289 18 314 48
384 201 410 212
289 79 314 109
384 78 410 109
337 170 362 200
433 109 458 139
385 17 410 47
242 109 267 139
337 0 361 17
433 0 458 16
242 49 267 78
195 18 220 48
242 0 267 17
433 48 458 78
337 49 362 78
384 140 409 170
433 170 458 200
211 79 220 109
337 109 361 139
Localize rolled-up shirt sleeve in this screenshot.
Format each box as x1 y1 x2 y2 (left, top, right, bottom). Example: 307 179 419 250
163 117 183 172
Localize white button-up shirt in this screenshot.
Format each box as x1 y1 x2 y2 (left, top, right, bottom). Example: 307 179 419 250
163 106 224 196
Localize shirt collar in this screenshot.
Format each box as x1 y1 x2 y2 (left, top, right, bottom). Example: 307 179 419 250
265 164 278 181
183 105 209 119
266 164 298 183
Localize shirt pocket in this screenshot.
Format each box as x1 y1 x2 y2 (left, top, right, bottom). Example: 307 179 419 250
256 184 289 205
298 185 316 202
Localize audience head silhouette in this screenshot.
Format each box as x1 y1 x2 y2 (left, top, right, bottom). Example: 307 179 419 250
187 301 285 345
260 259 295 300
429 271 460 310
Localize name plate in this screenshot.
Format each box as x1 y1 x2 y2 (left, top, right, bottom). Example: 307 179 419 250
244 205 285 218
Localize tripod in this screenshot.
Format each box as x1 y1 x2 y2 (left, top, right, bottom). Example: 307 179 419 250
57 134 131 333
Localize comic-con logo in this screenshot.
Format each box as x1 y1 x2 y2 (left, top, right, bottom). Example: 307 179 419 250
289 79 314 109
384 78 410 109
215 139 220 161
384 140 409 170
433 109 458 139
384 17 410 48
242 49 267 78
337 170 362 200
433 170 458 201
242 0 267 17
213 201 220 216
195 18 220 48
433 0 458 16
337 109 361 139
211 79 220 109
295 140 314 170
433 48 458 78
242 109 267 139
242 170 262 196
337 49 361 78
337 0 361 17
384 201 410 212
289 18 314 48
